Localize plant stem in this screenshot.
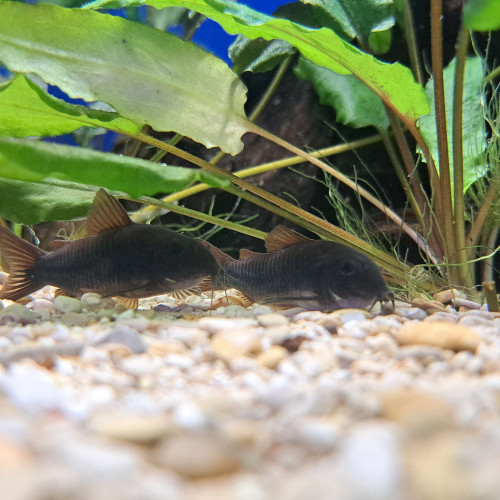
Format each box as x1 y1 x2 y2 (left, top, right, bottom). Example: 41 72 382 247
431 0 458 283
482 280 499 313
247 122 434 261
403 0 424 85
466 170 500 248
452 23 472 287
134 134 385 220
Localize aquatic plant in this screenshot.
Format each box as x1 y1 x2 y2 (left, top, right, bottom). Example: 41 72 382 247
0 0 498 304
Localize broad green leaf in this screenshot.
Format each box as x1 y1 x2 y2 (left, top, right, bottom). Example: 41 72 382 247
229 37 295 75
0 75 140 137
0 137 230 224
417 57 488 194
295 58 390 131
300 0 394 47
132 0 428 125
0 2 248 154
0 179 99 224
464 0 500 31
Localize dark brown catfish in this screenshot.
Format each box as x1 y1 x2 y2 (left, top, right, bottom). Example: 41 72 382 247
0 189 219 307
205 225 394 311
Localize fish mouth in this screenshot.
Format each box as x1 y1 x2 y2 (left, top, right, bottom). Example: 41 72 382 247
368 290 395 314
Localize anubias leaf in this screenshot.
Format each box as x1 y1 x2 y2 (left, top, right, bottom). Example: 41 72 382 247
0 74 139 137
136 0 428 126
0 2 249 155
295 57 390 131
0 138 228 224
417 57 488 194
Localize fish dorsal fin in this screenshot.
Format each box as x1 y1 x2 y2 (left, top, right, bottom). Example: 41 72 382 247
199 240 234 266
86 189 132 236
239 249 262 259
265 225 312 253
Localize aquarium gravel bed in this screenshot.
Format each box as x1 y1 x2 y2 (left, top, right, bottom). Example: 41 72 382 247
0 282 500 500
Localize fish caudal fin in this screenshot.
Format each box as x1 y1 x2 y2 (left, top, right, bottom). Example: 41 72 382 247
0 226 46 301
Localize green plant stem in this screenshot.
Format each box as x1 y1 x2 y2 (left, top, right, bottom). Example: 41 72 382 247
431 0 458 283
452 23 472 287
122 194 267 239
484 65 500 85
467 171 500 247
403 0 423 85
150 133 183 163
380 133 440 265
135 134 385 215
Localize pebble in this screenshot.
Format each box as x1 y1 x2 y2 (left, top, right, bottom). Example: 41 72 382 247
93 326 148 354
53 296 83 314
89 414 171 444
211 330 262 363
0 305 37 325
153 432 241 478
256 345 288 369
394 321 481 352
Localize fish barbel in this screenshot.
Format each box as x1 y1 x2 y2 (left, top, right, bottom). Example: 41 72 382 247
204 225 394 312
0 189 219 307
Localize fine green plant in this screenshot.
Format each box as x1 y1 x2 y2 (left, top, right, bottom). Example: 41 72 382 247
0 0 498 301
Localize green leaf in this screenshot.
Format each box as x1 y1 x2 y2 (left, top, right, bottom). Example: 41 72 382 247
229 37 295 75
0 74 140 137
0 2 248 154
133 0 428 125
464 0 500 31
0 137 230 224
417 57 488 194
0 179 99 225
295 57 390 131
300 0 395 46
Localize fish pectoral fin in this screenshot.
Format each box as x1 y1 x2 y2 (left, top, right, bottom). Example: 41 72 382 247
54 288 79 298
115 297 139 309
86 189 132 236
167 288 201 301
199 240 234 266
233 291 254 308
197 277 214 293
265 225 312 253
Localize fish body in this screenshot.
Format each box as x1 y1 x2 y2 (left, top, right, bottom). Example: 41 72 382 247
0 189 219 304
207 225 394 311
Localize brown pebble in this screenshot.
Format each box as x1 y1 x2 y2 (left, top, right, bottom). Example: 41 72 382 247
410 298 446 314
394 321 481 352
380 390 455 437
434 289 466 304
256 345 288 369
153 432 241 478
211 330 262 363
281 335 308 353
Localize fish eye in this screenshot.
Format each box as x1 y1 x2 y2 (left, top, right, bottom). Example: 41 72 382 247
340 259 356 276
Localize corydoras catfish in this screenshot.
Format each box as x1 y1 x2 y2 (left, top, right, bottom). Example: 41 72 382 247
204 225 394 312
0 189 219 308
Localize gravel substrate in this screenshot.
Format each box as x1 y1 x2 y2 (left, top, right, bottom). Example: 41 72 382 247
1 281 500 500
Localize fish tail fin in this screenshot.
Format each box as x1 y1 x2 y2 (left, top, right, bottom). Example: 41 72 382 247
199 240 234 267
0 226 46 301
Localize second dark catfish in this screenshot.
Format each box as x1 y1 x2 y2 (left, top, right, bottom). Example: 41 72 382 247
204 225 394 311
